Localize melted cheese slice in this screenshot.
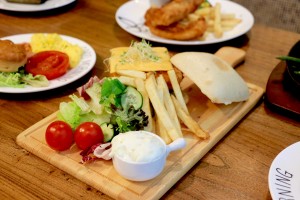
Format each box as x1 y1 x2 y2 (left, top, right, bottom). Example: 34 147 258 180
109 47 173 73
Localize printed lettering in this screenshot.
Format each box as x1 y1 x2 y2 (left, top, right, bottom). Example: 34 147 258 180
274 168 294 200
276 168 293 178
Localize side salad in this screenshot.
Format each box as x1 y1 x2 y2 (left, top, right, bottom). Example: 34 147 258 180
0 66 49 88
57 77 149 143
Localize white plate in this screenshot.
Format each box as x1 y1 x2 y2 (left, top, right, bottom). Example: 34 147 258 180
268 142 300 200
0 0 75 12
115 0 254 45
0 33 96 93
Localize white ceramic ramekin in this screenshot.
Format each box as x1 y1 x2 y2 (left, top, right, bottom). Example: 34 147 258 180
111 131 186 181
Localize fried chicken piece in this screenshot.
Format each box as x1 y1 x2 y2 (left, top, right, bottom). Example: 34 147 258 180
146 17 207 41
145 0 204 27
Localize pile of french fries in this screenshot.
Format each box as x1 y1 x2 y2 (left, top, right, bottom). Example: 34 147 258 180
188 2 242 38
113 69 209 144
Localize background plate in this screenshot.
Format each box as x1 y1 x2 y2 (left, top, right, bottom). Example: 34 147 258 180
0 33 96 94
115 0 254 45
268 142 300 200
0 0 76 12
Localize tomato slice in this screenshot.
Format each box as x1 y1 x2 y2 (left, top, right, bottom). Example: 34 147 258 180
25 50 70 80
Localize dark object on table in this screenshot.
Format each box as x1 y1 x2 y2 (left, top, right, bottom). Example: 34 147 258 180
265 41 300 120
285 41 300 93
6 0 47 4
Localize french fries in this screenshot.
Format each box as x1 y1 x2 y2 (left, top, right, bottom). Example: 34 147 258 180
111 65 209 144
171 95 209 139
213 3 222 38
145 74 183 141
156 75 182 136
194 2 242 38
115 70 208 142
167 69 189 114
116 69 146 80
113 76 136 87
155 111 172 144
134 78 153 132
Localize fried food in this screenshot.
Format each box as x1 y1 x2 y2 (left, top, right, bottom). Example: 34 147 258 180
146 17 207 40
145 0 242 40
145 0 207 41
0 40 32 72
155 67 183 89
193 3 242 38
145 0 204 27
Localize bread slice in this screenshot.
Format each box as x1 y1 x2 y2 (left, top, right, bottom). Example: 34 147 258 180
171 52 249 105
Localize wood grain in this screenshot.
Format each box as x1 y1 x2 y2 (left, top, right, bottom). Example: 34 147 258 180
0 0 300 199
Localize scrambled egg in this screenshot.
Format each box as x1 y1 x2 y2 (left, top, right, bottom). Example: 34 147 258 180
30 33 83 68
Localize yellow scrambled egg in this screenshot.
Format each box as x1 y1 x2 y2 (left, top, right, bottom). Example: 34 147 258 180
30 33 83 68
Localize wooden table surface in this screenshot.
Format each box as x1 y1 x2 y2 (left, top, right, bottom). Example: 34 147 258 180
0 0 300 199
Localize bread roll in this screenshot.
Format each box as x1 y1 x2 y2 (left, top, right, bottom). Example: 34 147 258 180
171 52 249 104
0 40 31 72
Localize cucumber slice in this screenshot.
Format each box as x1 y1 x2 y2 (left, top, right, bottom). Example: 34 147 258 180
100 123 114 142
121 86 143 110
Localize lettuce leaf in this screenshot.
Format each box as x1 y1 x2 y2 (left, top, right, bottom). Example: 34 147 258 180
57 102 82 129
100 78 126 113
0 68 49 88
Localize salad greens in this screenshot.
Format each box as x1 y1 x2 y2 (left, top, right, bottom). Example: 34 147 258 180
0 67 49 88
100 78 126 113
57 77 149 140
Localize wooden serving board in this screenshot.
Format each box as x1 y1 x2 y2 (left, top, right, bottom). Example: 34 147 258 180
16 83 264 200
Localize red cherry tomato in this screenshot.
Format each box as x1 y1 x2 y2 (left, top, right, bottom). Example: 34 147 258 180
45 121 73 151
25 50 70 80
74 122 104 150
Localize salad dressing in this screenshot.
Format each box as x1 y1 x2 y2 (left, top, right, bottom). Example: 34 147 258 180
110 131 165 163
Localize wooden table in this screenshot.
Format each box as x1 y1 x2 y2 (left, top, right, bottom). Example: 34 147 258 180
0 1 299 199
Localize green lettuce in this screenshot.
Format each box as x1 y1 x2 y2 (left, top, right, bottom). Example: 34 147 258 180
0 68 49 88
57 77 149 135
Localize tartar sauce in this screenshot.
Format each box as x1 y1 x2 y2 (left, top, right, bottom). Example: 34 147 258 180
110 131 165 163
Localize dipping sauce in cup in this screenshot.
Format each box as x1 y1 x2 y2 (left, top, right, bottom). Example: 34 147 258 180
110 131 186 181
111 131 165 162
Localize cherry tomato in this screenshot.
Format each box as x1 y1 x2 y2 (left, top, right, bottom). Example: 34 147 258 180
74 122 104 150
25 50 70 80
45 121 73 151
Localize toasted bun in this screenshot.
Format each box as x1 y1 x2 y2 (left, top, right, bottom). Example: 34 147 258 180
171 52 249 104
0 40 31 72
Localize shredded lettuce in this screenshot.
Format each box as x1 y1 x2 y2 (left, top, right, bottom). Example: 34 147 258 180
0 72 24 88
0 68 49 88
22 74 49 87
